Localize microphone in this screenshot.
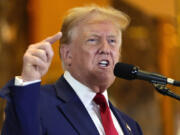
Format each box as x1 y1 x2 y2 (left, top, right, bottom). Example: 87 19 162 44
114 62 180 86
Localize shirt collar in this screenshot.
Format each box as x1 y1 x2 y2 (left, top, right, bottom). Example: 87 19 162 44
63 71 109 108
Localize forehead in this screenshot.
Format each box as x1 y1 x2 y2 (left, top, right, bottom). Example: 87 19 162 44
74 19 122 38
87 22 119 34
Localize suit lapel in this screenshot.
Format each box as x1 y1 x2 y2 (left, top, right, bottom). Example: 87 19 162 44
109 102 133 135
54 76 99 135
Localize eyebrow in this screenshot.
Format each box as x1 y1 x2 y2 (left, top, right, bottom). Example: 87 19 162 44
107 35 117 38
86 33 118 38
86 33 100 37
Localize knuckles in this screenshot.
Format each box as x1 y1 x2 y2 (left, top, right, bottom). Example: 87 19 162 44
24 41 54 62
22 39 55 79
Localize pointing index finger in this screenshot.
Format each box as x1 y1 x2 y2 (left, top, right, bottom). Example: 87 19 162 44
44 32 62 44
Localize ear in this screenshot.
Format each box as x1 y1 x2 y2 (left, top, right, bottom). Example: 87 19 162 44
60 44 72 67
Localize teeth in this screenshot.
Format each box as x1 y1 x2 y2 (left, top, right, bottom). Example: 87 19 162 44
99 60 109 67
100 61 108 64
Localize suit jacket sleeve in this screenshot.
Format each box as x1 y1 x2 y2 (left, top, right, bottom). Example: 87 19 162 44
0 79 43 135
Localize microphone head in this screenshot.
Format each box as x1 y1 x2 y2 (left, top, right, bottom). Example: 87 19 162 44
114 62 137 80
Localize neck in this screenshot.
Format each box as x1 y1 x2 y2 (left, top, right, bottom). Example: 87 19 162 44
67 71 109 93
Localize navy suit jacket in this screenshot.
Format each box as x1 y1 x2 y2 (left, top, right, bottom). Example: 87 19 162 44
0 76 143 135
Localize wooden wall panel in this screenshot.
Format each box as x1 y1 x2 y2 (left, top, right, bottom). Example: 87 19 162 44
157 20 176 135
0 0 29 131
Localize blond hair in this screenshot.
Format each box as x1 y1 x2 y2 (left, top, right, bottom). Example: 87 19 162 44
60 5 130 45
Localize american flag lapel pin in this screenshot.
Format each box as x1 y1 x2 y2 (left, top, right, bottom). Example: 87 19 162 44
126 123 132 132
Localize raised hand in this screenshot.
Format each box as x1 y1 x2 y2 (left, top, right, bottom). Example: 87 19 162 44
21 32 62 82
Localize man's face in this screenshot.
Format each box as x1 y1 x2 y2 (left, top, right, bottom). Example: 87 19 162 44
65 20 122 92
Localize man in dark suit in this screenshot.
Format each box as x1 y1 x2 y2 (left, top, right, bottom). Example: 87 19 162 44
0 5 143 135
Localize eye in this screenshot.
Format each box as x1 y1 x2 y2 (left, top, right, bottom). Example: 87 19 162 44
108 39 116 45
86 38 98 44
87 38 96 42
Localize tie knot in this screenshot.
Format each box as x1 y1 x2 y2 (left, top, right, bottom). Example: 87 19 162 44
93 93 108 112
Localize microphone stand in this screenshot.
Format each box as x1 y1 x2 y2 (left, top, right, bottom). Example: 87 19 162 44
152 83 180 101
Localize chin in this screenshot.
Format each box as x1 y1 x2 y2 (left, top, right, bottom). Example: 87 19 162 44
98 78 115 92
97 74 115 86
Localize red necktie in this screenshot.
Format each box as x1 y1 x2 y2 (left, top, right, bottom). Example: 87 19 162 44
94 93 119 135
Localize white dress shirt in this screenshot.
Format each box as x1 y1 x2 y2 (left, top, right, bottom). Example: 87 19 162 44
15 71 124 135
64 71 124 135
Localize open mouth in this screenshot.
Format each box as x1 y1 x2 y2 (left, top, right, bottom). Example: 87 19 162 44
99 60 109 67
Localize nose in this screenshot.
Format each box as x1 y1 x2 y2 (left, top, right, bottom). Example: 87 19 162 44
98 39 111 55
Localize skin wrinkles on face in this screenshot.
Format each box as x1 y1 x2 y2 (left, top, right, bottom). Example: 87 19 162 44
65 20 122 93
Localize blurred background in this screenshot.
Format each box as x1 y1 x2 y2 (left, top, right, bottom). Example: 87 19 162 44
0 0 180 134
